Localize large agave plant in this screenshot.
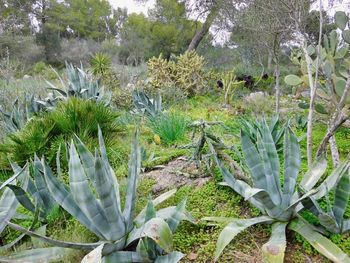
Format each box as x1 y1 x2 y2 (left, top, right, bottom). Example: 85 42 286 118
4 128 192 262
205 121 350 262
0 95 44 133
301 163 350 234
46 63 111 106
132 90 162 118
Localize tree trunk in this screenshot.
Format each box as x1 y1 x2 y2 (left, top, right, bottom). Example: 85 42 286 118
274 62 280 113
187 2 221 51
267 51 273 71
316 111 348 158
303 43 316 169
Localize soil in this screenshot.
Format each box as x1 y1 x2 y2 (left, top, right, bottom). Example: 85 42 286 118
142 156 211 193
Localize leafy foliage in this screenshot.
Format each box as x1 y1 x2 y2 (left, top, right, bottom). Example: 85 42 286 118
90 52 112 76
46 63 111 106
205 121 350 262
239 116 284 152
0 98 119 165
302 166 350 234
3 128 192 262
0 95 44 133
148 112 187 146
147 51 206 97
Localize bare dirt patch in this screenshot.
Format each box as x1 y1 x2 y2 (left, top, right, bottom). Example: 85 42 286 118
142 157 210 193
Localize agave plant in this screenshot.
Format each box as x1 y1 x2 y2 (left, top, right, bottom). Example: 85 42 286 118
5 127 192 262
6 154 57 221
132 90 162 118
0 95 44 133
204 121 350 262
301 163 350 234
239 115 284 152
46 62 111 106
0 162 32 249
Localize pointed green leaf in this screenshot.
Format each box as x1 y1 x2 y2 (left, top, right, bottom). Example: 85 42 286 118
134 189 177 227
155 252 184 263
123 130 141 232
241 130 268 191
289 218 350 262
300 157 327 191
0 247 74 263
94 154 126 240
68 142 110 239
333 168 350 226
214 216 273 261
262 222 287 263
282 128 300 207
127 218 173 253
313 161 349 200
42 159 104 238
256 122 281 205
6 185 36 213
7 221 101 250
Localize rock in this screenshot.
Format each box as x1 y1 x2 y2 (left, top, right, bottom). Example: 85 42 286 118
23 75 31 79
187 252 198 261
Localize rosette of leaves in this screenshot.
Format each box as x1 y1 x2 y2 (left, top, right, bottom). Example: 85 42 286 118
4 127 192 262
204 121 350 262
239 116 284 152
46 62 111 106
132 90 163 118
0 95 45 133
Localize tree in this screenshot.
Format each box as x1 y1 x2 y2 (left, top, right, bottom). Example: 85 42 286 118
119 0 197 63
230 0 307 113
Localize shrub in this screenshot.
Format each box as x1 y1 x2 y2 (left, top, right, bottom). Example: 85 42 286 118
244 91 273 116
148 112 187 145
32 61 47 75
90 52 112 76
0 98 120 165
147 51 206 97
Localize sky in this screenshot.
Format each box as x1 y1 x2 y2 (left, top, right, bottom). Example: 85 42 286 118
108 0 155 15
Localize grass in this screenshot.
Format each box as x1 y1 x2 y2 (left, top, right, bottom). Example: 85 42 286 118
147 112 188 145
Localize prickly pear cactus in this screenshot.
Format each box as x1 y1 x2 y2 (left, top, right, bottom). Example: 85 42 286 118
285 11 350 113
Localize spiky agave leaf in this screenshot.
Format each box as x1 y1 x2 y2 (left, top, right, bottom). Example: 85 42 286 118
0 247 75 263
262 222 287 263
0 164 29 234
289 218 350 263
211 216 273 261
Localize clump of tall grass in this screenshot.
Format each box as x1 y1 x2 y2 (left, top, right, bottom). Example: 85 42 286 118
148 112 187 145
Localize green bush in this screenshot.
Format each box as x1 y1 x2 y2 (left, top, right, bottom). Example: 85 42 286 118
0 98 121 166
147 112 187 145
147 51 206 97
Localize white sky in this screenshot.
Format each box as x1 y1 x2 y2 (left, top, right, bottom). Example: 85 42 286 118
108 0 155 14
